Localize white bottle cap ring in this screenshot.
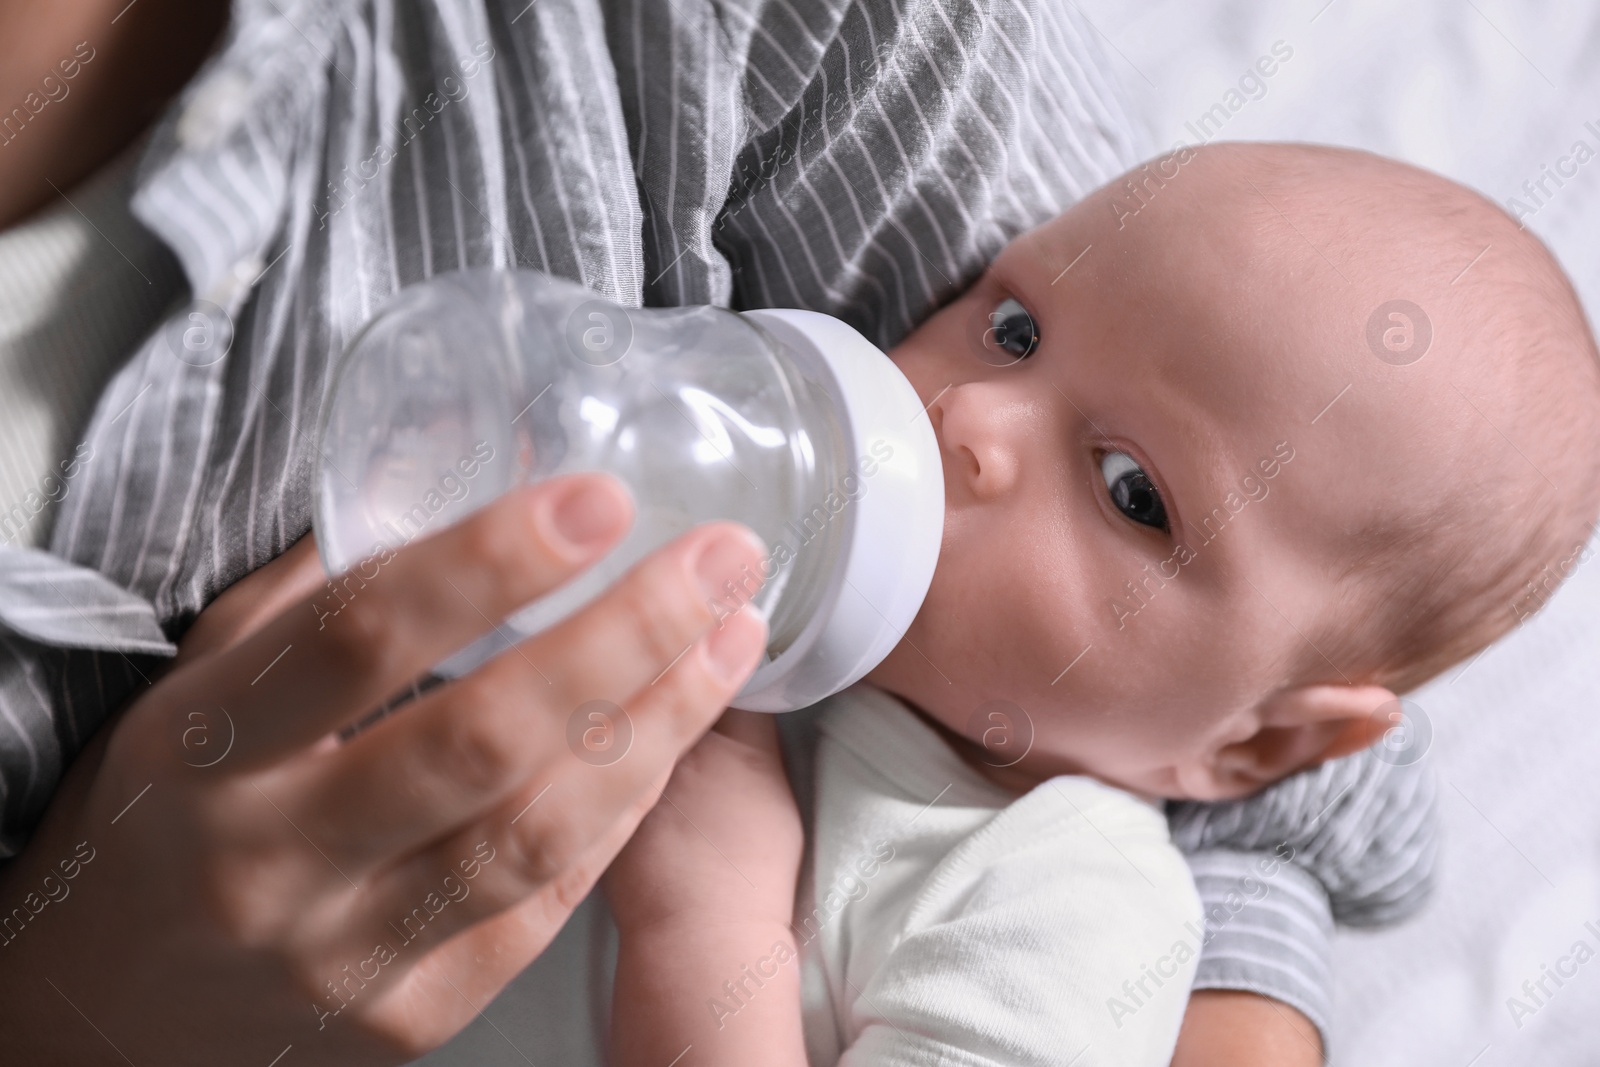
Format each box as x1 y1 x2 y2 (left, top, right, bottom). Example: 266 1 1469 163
729 310 944 713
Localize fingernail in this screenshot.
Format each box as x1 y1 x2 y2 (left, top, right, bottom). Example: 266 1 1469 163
702 610 768 686
692 526 767 603
545 477 630 555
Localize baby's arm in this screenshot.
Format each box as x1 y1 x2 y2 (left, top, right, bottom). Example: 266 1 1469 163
606 711 807 1067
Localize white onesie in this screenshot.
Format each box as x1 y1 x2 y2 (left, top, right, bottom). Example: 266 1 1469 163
788 684 1202 1067
415 684 1202 1067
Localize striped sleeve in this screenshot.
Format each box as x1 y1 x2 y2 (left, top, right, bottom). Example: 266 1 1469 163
0 639 160 860
1167 749 1439 1042
0 547 175 656
1183 850 1335 1039
0 636 63 860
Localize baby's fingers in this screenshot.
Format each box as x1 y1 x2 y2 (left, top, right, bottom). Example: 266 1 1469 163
712 707 782 749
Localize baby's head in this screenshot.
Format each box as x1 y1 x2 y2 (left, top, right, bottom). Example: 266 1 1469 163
867 142 1600 801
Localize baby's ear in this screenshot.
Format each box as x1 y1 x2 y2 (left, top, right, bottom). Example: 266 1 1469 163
1201 684 1396 799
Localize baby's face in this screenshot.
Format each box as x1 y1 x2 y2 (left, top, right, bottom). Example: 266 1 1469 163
867 167 1461 799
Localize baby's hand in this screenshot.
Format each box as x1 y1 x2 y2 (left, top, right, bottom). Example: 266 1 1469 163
605 709 808 1067
606 708 802 933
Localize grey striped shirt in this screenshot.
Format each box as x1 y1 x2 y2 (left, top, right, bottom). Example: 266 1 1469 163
0 0 1434 1044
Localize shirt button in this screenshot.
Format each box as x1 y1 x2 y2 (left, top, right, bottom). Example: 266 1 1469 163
176 69 253 150
201 254 264 315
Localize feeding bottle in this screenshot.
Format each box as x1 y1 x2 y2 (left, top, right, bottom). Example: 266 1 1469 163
314 269 943 712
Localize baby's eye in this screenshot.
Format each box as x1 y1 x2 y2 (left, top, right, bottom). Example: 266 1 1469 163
988 297 1039 360
1100 451 1168 531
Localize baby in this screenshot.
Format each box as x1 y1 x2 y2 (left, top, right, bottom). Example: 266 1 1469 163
587 141 1600 1066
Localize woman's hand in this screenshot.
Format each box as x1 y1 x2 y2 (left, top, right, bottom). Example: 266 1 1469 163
1170 991 1324 1067
0 472 769 1067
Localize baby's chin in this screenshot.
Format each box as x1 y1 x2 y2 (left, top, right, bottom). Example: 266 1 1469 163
861 629 965 721
864 640 1203 797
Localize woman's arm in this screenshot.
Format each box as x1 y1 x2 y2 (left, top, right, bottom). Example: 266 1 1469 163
1172 991 1323 1067
0 0 226 228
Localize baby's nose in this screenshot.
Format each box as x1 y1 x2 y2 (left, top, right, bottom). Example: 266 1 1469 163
936 381 1026 501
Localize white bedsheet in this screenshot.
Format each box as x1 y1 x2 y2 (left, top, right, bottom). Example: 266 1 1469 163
1077 1 1600 1061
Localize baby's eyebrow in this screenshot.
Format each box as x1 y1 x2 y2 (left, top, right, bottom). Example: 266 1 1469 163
1172 432 1287 554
